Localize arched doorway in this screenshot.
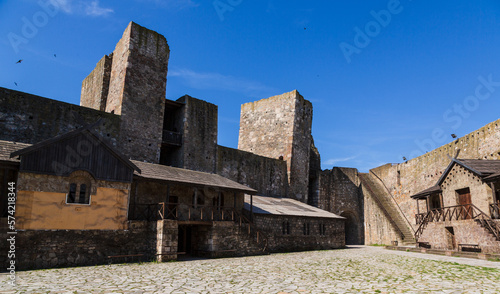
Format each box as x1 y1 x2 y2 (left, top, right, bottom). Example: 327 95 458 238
340 211 360 245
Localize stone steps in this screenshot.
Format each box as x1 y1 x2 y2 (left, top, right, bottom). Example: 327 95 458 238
360 173 415 243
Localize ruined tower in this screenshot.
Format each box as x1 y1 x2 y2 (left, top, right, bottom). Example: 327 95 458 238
238 90 313 202
81 22 170 163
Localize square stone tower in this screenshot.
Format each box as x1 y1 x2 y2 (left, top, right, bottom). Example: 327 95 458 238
81 22 170 163
238 90 313 202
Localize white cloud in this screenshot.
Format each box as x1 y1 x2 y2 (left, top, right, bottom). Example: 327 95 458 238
323 155 358 166
169 68 277 97
85 1 114 16
50 0 114 17
136 0 199 9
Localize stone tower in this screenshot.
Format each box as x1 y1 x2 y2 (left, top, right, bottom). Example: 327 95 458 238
238 90 313 202
80 21 170 163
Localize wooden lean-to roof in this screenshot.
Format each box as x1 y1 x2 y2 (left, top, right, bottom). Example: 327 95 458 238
243 195 344 219
132 160 257 194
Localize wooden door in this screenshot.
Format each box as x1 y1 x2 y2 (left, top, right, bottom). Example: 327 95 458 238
457 188 472 219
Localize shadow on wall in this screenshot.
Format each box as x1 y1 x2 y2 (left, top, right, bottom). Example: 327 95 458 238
340 211 361 245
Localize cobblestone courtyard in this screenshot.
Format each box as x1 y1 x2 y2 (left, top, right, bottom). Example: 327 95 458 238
1 246 499 293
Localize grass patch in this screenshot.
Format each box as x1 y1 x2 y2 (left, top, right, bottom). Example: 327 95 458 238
370 244 389 247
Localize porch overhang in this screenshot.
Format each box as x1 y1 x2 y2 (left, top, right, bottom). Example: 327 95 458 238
410 185 442 199
131 160 257 194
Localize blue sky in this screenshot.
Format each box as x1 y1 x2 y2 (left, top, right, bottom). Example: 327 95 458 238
1 0 500 172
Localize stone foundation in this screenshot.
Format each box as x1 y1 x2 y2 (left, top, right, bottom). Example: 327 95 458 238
0 221 157 271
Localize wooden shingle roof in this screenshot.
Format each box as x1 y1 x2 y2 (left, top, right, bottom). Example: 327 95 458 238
132 160 257 194
0 140 31 162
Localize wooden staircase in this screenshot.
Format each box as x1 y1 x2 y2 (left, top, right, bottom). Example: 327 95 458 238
359 173 416 244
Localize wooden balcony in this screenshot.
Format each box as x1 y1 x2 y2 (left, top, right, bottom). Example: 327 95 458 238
415 204 500 241
129 202 269 252
162 130 182 146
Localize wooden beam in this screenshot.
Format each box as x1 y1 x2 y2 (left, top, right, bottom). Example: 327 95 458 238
416 199 420 214
491 182 497 203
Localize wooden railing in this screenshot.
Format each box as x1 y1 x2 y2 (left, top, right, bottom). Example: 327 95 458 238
162 130 182 146
415 204 500 241
490 203 500 219
131 203 269 252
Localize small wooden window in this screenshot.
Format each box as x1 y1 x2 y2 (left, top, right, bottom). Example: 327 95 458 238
319 223 326 235
67 183 77 203
282 221 291 235
303 223 310 235
67 183 90 205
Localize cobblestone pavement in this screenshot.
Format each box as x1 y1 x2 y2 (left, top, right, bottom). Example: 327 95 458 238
1 246 499 293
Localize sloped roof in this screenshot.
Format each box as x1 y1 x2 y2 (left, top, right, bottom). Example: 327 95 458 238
411 158 500 199
410 185 442 199
10 123 140 173
0 140 31 162
437 158 500 186
132 160 257 194
243 195 344 219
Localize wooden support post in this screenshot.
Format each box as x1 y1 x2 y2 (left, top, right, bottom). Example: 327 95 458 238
417 199 420 215
439 193 444 210
426 195 430 212
491 182 497 203
194 188 198 209
250 194 253 222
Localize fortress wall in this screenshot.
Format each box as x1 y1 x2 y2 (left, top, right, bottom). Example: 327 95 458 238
372 119 500 230
178 96 218 173
318 167 364 244
80 54 113 112
217 146 288 197
104 22 170 163
0 87 120 145
238 90 312 201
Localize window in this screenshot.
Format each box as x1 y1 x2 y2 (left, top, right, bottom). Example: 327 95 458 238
66 182 90 204
212 193 224 207
303 223 310 235
319 223 326 235
282 221 291 235
192 190 205 208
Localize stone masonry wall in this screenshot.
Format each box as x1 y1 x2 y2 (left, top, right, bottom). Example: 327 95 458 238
252 214 345 253
238 90 312 202
318 167 364 244
0 87 120 146
80 54 113 112
363 184 403 245
191 222 267 258
104 21 169 163
217 146 288 197
418 220 500 254
156 220 178 262
441 164 494 214
177 95 218 173
372 119 500 231
0 221 157 271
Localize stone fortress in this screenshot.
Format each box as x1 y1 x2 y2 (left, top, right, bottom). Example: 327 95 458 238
1 22 500 269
